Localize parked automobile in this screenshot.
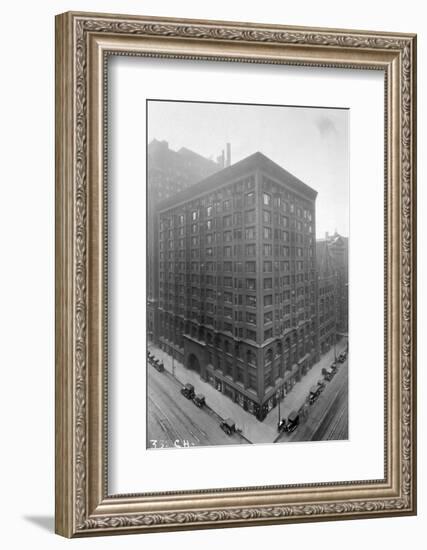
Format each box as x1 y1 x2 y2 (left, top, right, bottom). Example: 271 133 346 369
180 383 195 399
193 394 205 408
309 384 321 404
153 360 164 372
317 380 325 393
220 418 236 436
324 367 335 381
278 411 299 433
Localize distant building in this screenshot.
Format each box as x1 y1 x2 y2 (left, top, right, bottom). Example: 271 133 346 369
155 152 318 420
326 233 348 333
147 140 222 342
316 231 349 357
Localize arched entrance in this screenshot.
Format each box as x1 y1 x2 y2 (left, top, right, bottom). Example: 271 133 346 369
187 353 201 373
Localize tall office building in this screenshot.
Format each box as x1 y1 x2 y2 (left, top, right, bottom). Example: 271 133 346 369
155 152 318 420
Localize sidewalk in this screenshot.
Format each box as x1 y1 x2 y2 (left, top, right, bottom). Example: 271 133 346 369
147 338 348 444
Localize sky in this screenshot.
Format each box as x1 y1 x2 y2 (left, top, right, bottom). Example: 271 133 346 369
148 100 349 239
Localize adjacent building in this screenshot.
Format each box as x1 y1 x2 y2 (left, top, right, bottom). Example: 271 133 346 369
316 232 349 357
155 152 318 420
147 140 222 342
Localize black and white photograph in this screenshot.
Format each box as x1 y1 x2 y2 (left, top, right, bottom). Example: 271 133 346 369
146 99 349 449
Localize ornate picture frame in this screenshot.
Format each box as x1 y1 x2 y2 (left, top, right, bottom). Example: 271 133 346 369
55 11 417 537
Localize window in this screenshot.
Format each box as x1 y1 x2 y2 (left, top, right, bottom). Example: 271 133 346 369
235 261 243 273
223 199 231 210
264 294 273 306
191 223 198 234
264 328 273 340
246 295 256 307
245 226 256 240
263 226 272 240
233 212 242 225
224 261 233 272
206 233 213 245
246 278 256 290
263 210 272 224
263 192 271 206
192 210 198 221
234 228 242 240
224 292 233 303
247 330 257 342
206 247 214 257
263 261 272 272
224 307 232 318
224 277 233 287
206 205 213 217
224 246 232 257
264 278 273 289
223 215 232 227
245 243 256 256
191 236 198 246
245 261 256 273
224 230 232 242
264 311 273 324
246 312 256 324
281 246 289 257
206 219 213 230
245 209 255 224
263 244 272 257
246 192 255 206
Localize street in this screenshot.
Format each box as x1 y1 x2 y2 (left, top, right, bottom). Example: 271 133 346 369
147 364 249 449
276 357 348 443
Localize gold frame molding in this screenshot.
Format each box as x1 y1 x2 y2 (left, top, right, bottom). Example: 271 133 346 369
55 11 417 538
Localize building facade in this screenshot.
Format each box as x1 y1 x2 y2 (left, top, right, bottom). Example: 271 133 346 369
327 233 349 334
147 140 221 342
316 240 338 356
156 152 318 420
316 232 349 358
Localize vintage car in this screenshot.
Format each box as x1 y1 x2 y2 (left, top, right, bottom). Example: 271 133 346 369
220 418 236 436
180 383 195 399
309 384 321 404
324 367 335 381
153 359 164 372
278 411 299 433
193 394 206 408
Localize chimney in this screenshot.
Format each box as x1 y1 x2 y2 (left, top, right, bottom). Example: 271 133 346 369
226 143 231 167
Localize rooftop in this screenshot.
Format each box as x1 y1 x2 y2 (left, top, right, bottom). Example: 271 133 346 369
157 151 317 212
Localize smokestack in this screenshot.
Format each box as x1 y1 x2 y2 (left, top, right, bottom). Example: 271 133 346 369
226 143 231 167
